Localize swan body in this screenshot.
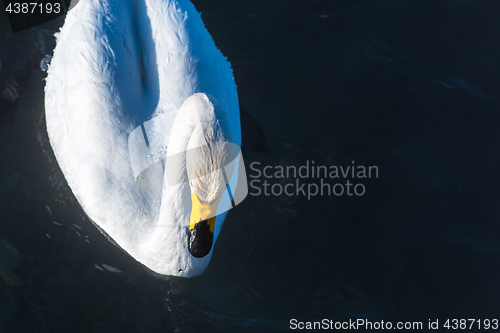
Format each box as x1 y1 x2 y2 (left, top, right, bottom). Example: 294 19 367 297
44 0 244 277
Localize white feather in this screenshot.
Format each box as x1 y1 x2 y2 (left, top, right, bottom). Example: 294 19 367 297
45 0 241 277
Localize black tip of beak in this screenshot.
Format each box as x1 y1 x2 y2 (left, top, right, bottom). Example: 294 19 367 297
188 220 213 258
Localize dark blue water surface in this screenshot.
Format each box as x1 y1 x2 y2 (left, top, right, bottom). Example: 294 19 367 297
1 0 500 332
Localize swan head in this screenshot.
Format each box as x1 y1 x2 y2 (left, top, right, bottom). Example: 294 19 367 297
186 131 230 258
173 93 236 259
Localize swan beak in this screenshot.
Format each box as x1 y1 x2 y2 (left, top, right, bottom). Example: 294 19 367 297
188 192 221 258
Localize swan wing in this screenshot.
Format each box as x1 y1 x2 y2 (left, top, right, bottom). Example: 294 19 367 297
45 0 160 256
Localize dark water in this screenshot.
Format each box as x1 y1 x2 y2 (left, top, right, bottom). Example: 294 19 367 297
1 0 500 332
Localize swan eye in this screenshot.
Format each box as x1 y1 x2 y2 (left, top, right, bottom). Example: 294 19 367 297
187 218 214 258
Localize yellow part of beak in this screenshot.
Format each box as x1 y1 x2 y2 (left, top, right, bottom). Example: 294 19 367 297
189 192 221 233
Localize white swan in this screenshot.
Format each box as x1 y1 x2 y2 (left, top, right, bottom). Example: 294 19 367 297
44 0 246 277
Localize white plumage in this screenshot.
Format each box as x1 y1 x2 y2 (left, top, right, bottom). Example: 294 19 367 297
45 0 242 277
